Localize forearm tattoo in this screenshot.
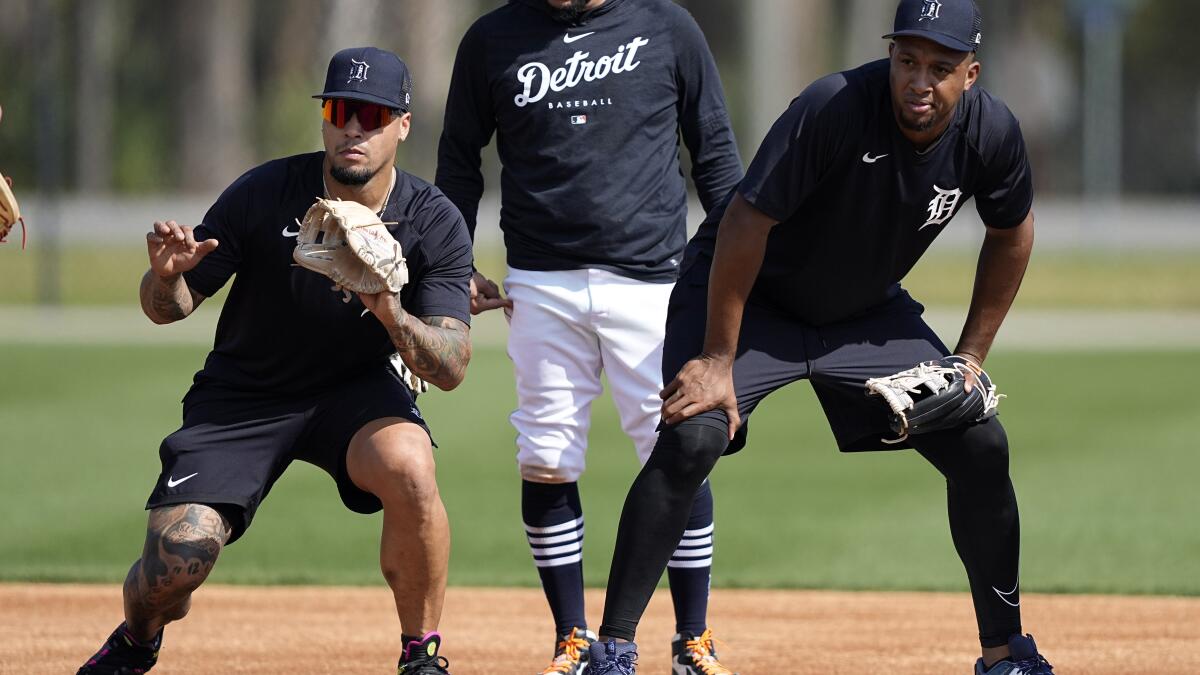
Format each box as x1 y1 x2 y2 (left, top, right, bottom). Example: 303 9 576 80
386 314 471 390
140 271 192 323
127 504 230 620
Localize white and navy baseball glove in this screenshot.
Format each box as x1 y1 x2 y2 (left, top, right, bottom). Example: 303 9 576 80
865 355 1003 442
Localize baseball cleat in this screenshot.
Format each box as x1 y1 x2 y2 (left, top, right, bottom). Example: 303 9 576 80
975 634 1055 675
397 631 452 674
76 622 162 674
671 629 738 675
588 640 639 675
539 627 597 674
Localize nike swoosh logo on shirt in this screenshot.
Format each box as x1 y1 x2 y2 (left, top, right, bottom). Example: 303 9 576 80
281 225 300 237
166 472 199 488
862 152 889 163
563 31 595 44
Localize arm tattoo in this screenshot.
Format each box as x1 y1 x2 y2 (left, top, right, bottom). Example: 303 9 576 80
127 504 231 622
139 271 195 324
385 313 471 391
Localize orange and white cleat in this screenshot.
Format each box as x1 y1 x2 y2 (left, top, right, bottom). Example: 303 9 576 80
671 629 738 675
540 627 597 675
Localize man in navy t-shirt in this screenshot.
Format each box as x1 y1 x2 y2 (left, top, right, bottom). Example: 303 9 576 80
77 48 470 675
589 2 1057 674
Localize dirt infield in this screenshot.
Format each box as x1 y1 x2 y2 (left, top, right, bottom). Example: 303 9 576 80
4 583 1197 674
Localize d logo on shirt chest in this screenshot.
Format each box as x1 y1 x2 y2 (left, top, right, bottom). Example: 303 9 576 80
920 185 962 230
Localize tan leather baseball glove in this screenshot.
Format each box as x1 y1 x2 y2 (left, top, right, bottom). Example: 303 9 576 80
292 197 408 294
0 172 25 248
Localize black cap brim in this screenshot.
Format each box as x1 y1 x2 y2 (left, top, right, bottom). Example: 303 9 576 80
884 29 976 53
312 90 407 111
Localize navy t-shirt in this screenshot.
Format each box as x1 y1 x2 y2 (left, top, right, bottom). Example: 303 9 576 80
183 152 473 394
692 59 1033 325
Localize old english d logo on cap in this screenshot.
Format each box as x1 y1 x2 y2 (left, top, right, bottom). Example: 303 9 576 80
315 47 412 112
348 58 370 83
884 0 982 52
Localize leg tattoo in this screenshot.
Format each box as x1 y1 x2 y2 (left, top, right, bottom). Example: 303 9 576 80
123 504 231 638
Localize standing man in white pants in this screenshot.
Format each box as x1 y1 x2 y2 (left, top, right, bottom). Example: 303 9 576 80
436 1 743 673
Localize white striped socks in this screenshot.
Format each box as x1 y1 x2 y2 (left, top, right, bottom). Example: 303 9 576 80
522 480 588 633
668 522 714 569
526 516 585 568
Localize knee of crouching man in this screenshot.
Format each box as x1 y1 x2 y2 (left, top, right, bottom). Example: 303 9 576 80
653 421 730 482
376 447 441 508
144 504 230 589
961 418 1011 476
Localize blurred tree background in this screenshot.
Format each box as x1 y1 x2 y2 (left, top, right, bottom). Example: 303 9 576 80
1 0 1196 197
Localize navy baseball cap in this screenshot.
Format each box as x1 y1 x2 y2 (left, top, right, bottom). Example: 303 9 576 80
314 47 412 112
884 0 983 53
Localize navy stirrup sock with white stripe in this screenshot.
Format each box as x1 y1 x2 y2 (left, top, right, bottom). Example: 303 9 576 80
523 480 587 634
668 480 715 635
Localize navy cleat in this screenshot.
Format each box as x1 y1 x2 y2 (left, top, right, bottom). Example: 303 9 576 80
975 634 1055 675
397 632 451 674
77 622 162 674
588 640 638 675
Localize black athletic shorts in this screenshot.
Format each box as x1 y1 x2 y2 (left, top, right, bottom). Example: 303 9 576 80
663 253 952 454
145 365 430 543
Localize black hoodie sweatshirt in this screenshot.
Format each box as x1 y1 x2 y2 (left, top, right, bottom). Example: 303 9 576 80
436 0 743 281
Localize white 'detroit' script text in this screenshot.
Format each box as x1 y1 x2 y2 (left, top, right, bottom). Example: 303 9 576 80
514 36 650 107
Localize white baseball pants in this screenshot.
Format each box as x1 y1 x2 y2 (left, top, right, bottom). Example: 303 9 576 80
503 266 674 483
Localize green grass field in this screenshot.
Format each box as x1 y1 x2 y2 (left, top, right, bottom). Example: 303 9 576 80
1 344 1196 595
3 246 1200 309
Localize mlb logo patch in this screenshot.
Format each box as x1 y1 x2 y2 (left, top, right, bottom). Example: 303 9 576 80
570 114 588 125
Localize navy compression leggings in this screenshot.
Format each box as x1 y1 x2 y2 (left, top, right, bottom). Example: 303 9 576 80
598 417 1021 648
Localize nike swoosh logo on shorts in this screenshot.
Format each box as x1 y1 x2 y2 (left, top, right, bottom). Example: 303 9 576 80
563 31 595 44
166 472 199 488
862 152 889 163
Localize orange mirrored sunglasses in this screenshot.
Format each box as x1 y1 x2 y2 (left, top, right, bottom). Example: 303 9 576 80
321 98 398 132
